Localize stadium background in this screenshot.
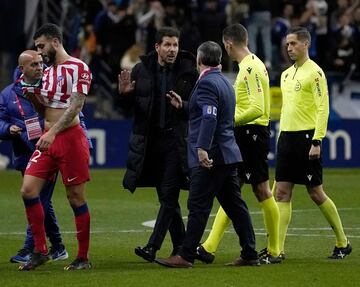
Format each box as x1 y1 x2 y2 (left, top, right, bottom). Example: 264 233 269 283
1 0 359 169
0 1 359 286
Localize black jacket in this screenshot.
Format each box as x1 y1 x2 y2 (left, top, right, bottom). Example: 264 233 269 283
118 50 198 192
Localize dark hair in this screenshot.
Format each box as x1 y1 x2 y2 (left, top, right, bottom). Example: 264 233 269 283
287 26 311 44
197 41 222 67
155 26 180 44
222 24 247 46
33 23 63 43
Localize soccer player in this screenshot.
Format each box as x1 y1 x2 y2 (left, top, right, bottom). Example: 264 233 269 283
0 51 68 264
196 23 281 264
275 26 352 259
18 23 92 271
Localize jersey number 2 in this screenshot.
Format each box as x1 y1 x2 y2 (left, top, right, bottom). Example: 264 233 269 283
31 150 42 163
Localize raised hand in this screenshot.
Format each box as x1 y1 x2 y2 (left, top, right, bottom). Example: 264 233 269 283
118 70 135 94
166 90 183 109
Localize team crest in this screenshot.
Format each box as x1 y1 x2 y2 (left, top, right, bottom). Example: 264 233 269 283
294 80 301 91
57 75 64 87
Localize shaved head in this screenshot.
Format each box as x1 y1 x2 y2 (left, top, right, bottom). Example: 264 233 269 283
18 50 43 84
18 50 41 66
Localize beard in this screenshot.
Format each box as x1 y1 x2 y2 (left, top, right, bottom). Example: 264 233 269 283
43 48 56 65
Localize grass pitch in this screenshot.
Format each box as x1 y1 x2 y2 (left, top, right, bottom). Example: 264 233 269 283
0 169 359 287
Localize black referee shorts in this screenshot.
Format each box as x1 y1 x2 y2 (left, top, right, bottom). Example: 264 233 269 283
235 125 270 185
275 130 323 186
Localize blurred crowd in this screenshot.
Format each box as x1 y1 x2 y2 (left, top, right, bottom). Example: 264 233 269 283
1 0 360 118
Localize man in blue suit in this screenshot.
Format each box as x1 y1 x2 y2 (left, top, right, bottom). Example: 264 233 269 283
156 41 259 268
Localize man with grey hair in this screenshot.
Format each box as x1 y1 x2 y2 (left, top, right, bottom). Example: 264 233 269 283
155 41 259 268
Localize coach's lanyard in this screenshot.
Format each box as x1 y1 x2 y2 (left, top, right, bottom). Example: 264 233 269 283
14 93 43 140
14 93 26 117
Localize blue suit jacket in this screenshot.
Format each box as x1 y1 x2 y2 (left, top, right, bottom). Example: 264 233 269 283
187 68 242 168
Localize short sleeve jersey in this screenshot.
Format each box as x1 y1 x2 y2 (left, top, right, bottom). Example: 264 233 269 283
234 54 270 126
280 59 329 140
37 57 92 108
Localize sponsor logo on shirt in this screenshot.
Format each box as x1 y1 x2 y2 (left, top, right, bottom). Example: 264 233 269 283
294 80 301 91
255 74 262 93
79 72 91 84
244 76 250 95
315 78 322 97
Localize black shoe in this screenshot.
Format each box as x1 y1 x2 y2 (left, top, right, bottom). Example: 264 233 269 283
258 248 268 258
18 252 51 271
259 253 282 265
64 258 92 270
195 245 215 264
328 242 352 259
260 248 286 261
134 245 157 262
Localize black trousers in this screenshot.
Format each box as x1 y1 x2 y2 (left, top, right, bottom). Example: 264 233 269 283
144 130 185 250
179 164 257 262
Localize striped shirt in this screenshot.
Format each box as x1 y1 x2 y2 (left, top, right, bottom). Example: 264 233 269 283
23 57 92 109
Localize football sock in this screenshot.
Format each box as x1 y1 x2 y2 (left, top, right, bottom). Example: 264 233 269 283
260 196 280 256
23 197 48 254
318 197 347 247
202 206 231 253
72 203 90 260
277 201 292 254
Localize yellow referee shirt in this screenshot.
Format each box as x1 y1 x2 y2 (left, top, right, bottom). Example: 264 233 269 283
280 59 329 140
234 54 270 126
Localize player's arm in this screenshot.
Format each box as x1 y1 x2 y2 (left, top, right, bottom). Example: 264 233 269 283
235 71 264 126
49 92 85 135
36 92 85 150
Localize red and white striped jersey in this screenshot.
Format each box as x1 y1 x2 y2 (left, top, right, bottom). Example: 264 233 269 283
25 57 92 109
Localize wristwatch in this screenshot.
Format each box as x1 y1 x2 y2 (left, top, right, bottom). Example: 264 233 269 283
311 139 321 146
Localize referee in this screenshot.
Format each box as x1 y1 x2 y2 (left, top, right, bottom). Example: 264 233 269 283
197 24 281 265
275 26 352 259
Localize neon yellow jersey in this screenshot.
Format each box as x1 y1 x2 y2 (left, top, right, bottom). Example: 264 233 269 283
234 54 270 126
280 59 329 140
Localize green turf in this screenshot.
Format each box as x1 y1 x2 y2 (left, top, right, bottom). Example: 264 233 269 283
0 169 359 286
